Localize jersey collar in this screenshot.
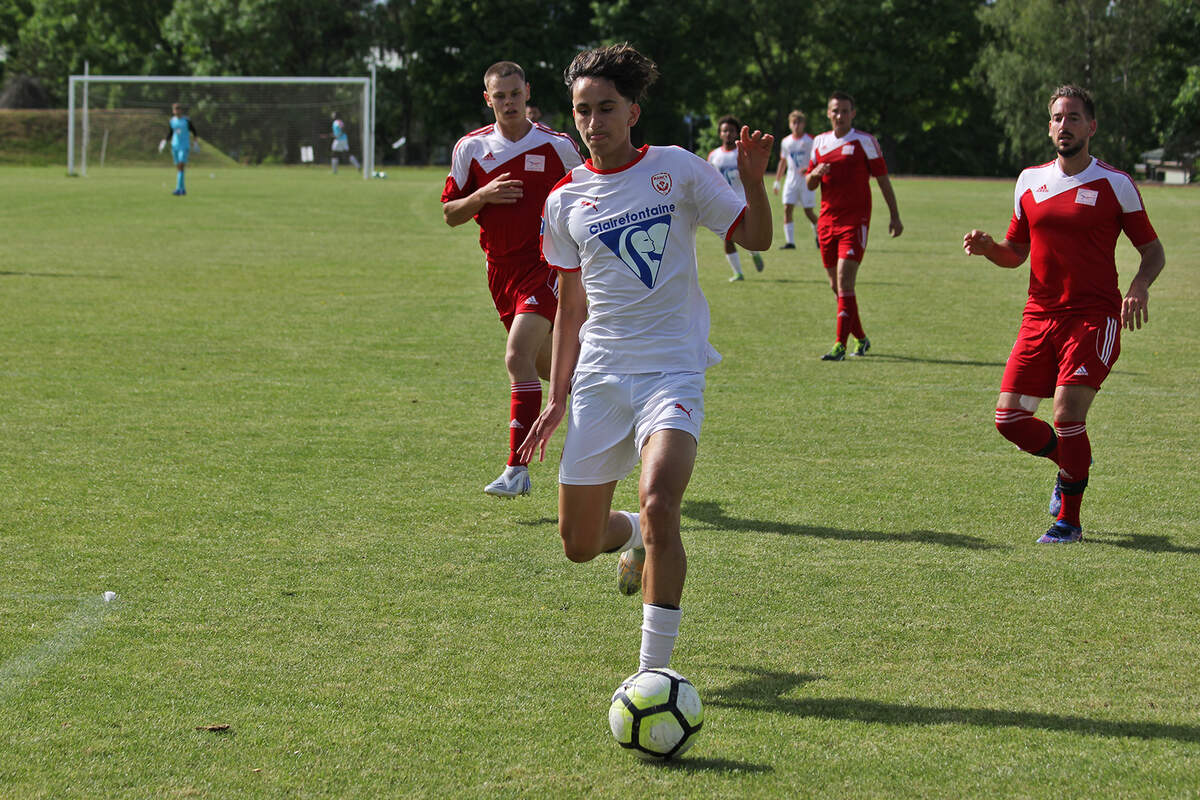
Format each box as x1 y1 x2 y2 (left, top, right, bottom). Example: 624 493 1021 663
585 145 650 175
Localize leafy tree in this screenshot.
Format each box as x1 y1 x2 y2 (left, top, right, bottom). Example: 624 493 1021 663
976 0 1184 171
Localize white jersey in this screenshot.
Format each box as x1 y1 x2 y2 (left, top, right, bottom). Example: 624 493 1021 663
542 145 746 375
779 133 813 184
706 146 743 200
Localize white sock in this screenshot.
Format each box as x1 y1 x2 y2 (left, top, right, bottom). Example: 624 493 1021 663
618 510 642 552
640 603 682 670
811 221 818 235
726 252 742 276
331 157 339 173
350 155 361 168
784 222 795 244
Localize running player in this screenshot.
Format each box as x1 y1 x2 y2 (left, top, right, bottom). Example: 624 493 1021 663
708 115 766 281
519 44 773 672
164 103 196 196
442 61 583 497
806 91 903 360
773 110 818 249
963 84 1165 543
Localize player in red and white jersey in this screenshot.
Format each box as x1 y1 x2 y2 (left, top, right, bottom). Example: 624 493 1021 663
772 110 818 249
707 115 765 281
806 91 903 360
963 85 1166 544
442 60 582 499
518 44 773 676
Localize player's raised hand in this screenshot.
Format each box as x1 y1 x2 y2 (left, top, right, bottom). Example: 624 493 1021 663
736 126 774 183
478 172 524 205
963 229 994 256
517 400 567 464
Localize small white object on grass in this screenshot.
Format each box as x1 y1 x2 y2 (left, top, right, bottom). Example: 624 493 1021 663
103 591 116 603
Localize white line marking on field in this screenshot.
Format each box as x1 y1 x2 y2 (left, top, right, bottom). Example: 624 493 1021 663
0 597 113 698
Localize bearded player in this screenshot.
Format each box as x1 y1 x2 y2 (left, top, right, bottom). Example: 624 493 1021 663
963 84 1166 543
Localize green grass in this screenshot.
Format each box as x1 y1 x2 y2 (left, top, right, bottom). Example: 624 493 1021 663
1 165 1198 798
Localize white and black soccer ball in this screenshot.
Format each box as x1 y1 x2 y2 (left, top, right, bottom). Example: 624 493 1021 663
608 667 703 760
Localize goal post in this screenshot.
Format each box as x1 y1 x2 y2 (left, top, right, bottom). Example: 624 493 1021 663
67 74 374 178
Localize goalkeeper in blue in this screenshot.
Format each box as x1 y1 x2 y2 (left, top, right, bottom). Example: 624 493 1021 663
162 103 198 196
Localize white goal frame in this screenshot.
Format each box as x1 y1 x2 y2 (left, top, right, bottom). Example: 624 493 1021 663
67 73 375 178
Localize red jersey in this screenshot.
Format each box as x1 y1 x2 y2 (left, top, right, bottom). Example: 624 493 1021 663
806 128 888 223
1006 157 1157 318
442 122 582 267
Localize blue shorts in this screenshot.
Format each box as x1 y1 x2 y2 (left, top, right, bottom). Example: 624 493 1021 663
173 147 189 165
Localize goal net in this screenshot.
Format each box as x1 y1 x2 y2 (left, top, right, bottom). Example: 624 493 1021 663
68 75 374 177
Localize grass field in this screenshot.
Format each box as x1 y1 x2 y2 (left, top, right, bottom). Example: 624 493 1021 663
1 164 1197 798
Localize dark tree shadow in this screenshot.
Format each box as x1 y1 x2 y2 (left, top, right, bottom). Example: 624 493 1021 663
1087 531 1200 555
708 666 1200 744
683 500 1001 551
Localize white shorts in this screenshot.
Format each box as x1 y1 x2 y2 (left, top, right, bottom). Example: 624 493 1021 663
782 175 815 209
559 371 706 485
332 138 350 153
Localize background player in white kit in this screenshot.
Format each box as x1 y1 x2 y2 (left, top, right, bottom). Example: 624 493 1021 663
518 44 772 673
708 115 766 281
773 110 818 249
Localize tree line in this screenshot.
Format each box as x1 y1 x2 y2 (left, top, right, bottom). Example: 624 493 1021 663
2 0 1196 175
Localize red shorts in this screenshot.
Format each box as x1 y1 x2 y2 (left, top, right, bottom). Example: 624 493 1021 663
817 219 869 271
1001 314 1121 396
486 258 559 330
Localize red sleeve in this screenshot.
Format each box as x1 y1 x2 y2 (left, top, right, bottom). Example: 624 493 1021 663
1005 195 1030 244
441 175 468 204
1121 210 1157 248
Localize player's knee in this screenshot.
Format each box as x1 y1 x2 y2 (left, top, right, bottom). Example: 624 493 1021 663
639 494 681 549
558 519 604 563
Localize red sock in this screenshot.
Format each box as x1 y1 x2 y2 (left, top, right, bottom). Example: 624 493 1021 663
841 293 865 340
507 381 542 467
835 295 851 345
1054 421 1090 526
994 408 1059 462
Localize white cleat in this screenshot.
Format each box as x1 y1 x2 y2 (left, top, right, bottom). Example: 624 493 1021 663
484 465 531 498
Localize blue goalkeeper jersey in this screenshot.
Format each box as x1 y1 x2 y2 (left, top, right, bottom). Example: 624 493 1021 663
169 116 193 149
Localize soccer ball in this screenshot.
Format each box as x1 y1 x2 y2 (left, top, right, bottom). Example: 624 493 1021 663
608 667 703 760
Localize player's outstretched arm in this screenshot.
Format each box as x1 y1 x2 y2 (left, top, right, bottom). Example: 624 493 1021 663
1122 238 1165 331
443 172 525 226
963 229 1028 268
518 270 586 464
731 126 774 251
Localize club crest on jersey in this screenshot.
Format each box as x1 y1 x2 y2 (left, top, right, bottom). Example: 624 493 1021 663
597 215 672 289
1075 188 1099 206
651 172 672 195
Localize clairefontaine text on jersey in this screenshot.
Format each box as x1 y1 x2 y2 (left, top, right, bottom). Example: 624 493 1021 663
588 203 677 235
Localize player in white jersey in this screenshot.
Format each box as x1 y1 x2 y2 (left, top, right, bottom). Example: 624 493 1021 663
518 44 772 675
773 110 818 249
708 115 766 281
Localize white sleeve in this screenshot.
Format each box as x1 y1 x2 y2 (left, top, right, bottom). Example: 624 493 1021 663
540 189 580 271
686 149 745 238
552 135 584 171
446 137 473 196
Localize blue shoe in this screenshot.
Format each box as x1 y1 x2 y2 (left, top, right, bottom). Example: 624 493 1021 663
172 189 183 195
1037 521 1083 544
1048 476 1063 517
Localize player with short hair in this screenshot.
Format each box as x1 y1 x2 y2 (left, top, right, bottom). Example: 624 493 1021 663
963 84 1165 543
525 102 542 123
708 115 766 281
164 103 197 196
806 91 903 360
773 110 818 249
442 60 583 497
330 113 361 174
519 44 773 672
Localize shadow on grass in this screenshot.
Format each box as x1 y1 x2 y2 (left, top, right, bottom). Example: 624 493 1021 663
658 756 773 774
1088 531 1200 555
709 666 1200 744
0 270 120 279
515 517 558 527
683 500 1001 551
866 353 1006 368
